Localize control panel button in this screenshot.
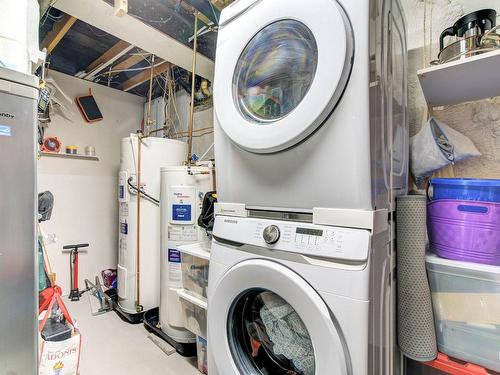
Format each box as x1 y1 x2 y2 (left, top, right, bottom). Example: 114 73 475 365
263 225 280 245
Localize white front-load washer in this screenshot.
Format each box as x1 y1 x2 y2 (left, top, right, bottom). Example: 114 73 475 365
214 0 408 213
207 215 395 375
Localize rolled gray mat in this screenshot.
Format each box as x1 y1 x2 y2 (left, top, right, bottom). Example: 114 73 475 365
396 195 437 362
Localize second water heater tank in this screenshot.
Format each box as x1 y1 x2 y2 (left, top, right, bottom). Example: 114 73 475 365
160 165 214 343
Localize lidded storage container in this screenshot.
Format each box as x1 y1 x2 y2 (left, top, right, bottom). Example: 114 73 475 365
426 255 500 372
429 178 500 203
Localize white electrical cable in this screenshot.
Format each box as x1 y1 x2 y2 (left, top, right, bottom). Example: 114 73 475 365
133 14 172 24
199 142 214 161
97 61 165 77
40 0 59 26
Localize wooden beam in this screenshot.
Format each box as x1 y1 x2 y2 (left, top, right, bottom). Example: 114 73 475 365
53 0 214 80
41 14 77 53
111 51 148 74
121 61 170 92
86 40 132 73
210 0 232 11
177 2 213 26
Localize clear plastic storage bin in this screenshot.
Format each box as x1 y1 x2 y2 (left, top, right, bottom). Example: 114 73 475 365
197 336 208 374
177 289 207 338
426 254 500 371
178 242 210 299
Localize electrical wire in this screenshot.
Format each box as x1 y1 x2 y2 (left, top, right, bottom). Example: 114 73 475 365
172 130 214 139
206 0 219 26
127 177 160 205
96 60 165 78
40 0 59 26
133 14 173 24
85 24 109 38
199 142 214 161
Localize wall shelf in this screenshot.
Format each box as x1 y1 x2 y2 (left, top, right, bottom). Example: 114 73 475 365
418 48 500 107
40 152 99 161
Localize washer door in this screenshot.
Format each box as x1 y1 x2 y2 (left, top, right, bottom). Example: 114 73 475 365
214 0 354 154
209 259 351 375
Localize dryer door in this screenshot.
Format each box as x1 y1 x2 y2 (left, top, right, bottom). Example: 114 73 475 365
214 0 354 154
209 259 351 375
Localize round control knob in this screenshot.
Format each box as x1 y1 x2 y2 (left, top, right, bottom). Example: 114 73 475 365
263 225 280 245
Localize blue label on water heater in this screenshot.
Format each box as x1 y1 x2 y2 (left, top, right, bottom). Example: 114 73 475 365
172 204 192 221
0 125 11 137
119 185 124 199
168 248 181 263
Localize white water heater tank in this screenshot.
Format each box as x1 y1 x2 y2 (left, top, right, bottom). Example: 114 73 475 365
0 0 44 74
160 165 213 343
117 134 187 315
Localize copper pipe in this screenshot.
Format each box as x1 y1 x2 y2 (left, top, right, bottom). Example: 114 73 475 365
135 53 157 312
135 133 142 312
187 12 199 165
211 166 217 192
145 56 156 137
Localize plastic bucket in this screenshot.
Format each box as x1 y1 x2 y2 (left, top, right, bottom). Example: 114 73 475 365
429 178 500 203
427 200 500 265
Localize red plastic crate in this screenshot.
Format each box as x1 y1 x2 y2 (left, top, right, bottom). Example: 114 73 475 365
424 353 492 375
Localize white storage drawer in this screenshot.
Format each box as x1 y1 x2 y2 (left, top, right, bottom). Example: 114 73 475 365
426 255 500 371
178 242 210 299
177 289 207 339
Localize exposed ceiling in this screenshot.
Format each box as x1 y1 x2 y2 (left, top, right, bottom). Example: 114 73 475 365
39 0 233 99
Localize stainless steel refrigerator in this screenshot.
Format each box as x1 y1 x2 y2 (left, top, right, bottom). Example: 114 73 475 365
0 67 38 374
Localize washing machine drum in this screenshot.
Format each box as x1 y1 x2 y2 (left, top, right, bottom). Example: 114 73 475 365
215 0 354 153
209 259 350 374
230 290 315 375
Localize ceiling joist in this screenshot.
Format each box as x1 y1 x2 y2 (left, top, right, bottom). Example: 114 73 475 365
177 3 213 26
41 14 77 53
53 0 214 80
121 61 170 92
84 40 134 80
210 0 232 11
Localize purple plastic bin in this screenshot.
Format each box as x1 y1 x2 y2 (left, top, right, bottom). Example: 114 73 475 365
427 200 500 266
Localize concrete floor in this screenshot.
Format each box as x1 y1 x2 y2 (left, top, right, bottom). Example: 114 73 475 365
68 297 200 375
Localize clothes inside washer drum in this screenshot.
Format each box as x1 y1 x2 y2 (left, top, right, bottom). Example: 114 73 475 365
259 292 315 375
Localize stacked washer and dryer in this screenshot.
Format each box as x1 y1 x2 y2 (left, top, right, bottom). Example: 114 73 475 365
209 0 408 374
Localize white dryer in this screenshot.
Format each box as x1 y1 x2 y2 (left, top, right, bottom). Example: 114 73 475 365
214 0 408 213
207 214 396 375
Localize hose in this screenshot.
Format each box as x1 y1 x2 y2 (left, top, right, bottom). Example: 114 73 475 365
127 177 160 206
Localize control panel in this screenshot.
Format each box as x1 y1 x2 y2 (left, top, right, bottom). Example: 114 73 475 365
214 216 371 262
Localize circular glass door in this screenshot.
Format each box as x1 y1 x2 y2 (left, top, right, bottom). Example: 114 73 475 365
233 20 318 124
213 0 353 153
208 258 350 374
228 289 315 375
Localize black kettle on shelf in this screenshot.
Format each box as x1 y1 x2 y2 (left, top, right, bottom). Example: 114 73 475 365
437 9 498 64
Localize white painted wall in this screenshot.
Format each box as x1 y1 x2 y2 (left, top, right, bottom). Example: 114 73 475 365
401 0 500 178
38 70 143 293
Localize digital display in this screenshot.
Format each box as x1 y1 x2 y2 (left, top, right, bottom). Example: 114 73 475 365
296 228 323 236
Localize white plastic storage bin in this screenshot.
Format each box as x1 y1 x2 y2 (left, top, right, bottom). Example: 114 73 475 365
197 336 208 374
177 289 207 338
426 255 500 371
178 242 210 299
